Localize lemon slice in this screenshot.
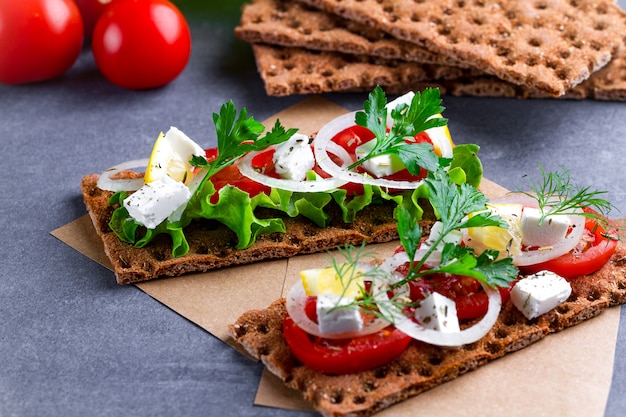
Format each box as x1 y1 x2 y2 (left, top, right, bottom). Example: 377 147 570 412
300 265 364 298
425 114 454 158
144 127 204 184
465 203 523 258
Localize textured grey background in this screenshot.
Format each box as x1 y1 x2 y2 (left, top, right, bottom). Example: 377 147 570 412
1 4 626 417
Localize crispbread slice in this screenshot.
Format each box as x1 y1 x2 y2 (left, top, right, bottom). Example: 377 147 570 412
230 244 626 417
251 43 626 100
81 173 432 284
235 0 467 68
250 44 482 96
295 0 626 96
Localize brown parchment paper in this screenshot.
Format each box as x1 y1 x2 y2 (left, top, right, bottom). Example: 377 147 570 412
51 97 622 417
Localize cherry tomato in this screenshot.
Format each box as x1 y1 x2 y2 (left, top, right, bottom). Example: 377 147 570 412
73 0 122 38
520 209 619 280
282 313 411 374
0 0 84 84
204 148 270 203
91 0 191 89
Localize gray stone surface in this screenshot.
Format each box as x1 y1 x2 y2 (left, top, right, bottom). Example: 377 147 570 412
1 8 625 417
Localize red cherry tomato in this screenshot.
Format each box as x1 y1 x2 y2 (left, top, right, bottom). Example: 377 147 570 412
73 0 122 38
282 313 411 375
520 209 619 280
0 0 84 84
91 0 191 89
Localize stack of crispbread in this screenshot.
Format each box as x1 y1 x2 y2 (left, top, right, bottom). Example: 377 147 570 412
235 0 626 100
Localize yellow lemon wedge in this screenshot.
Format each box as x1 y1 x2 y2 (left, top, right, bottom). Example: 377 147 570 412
144 127 204 184
425 113 454 158
300 265 364 298
465 203 523 258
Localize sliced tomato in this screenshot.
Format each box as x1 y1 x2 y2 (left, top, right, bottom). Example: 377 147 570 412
520 208 618 280
408 273 514 320
283 313 411 374
204 148 270 203
331 125 376 157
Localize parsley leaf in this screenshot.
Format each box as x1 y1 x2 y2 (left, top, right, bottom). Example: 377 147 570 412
349 86 447 176
395 170 517 288
191 101 297 179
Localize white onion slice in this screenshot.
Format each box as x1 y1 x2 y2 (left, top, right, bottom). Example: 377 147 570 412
314 112 427 190
97 158 149 192
237 148 348 192
372 274 502 347
285 280 391 340
463 193 585 267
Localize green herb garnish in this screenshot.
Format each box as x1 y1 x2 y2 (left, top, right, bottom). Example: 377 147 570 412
518 165 617 230
190 100 297 179
348 86 447 175
395 170 518 289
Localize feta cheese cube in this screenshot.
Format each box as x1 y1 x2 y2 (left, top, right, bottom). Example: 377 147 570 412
123 175 191 229
521 207 570 248
272 133 315 181
355 140 405 177
415 292 460 332
511 270 572 320
316 294 363 335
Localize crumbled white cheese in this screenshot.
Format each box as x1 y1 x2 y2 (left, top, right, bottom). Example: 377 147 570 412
414 292 460 332
272 133 315 181
510 270 572 320
123 175 191 229
316 294 364 335
521 207 571 248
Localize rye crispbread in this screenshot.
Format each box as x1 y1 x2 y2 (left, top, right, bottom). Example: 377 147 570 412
251 43 626 100
235 0 467 68
250 44 481 97
81 173 433 285
294 0 626 97
229 243 626 417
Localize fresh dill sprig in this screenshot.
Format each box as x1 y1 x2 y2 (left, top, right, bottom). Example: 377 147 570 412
517 165 617 231
347 86 446 175
325 243 415 320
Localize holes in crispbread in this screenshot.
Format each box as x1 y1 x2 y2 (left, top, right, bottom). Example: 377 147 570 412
362 380 378 393
353 395 366 405
373 367 388 379
494 327 510 339
330 390 344 404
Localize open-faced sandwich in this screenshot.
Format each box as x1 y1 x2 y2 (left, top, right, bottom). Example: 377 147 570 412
229 161 625 417
82 87 483 284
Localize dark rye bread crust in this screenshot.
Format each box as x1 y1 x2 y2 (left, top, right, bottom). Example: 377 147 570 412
229 244 626 417
81 173 432 285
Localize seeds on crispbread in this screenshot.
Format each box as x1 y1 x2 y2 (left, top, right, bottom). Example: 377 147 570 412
293 0 626 96
229 244 626 417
